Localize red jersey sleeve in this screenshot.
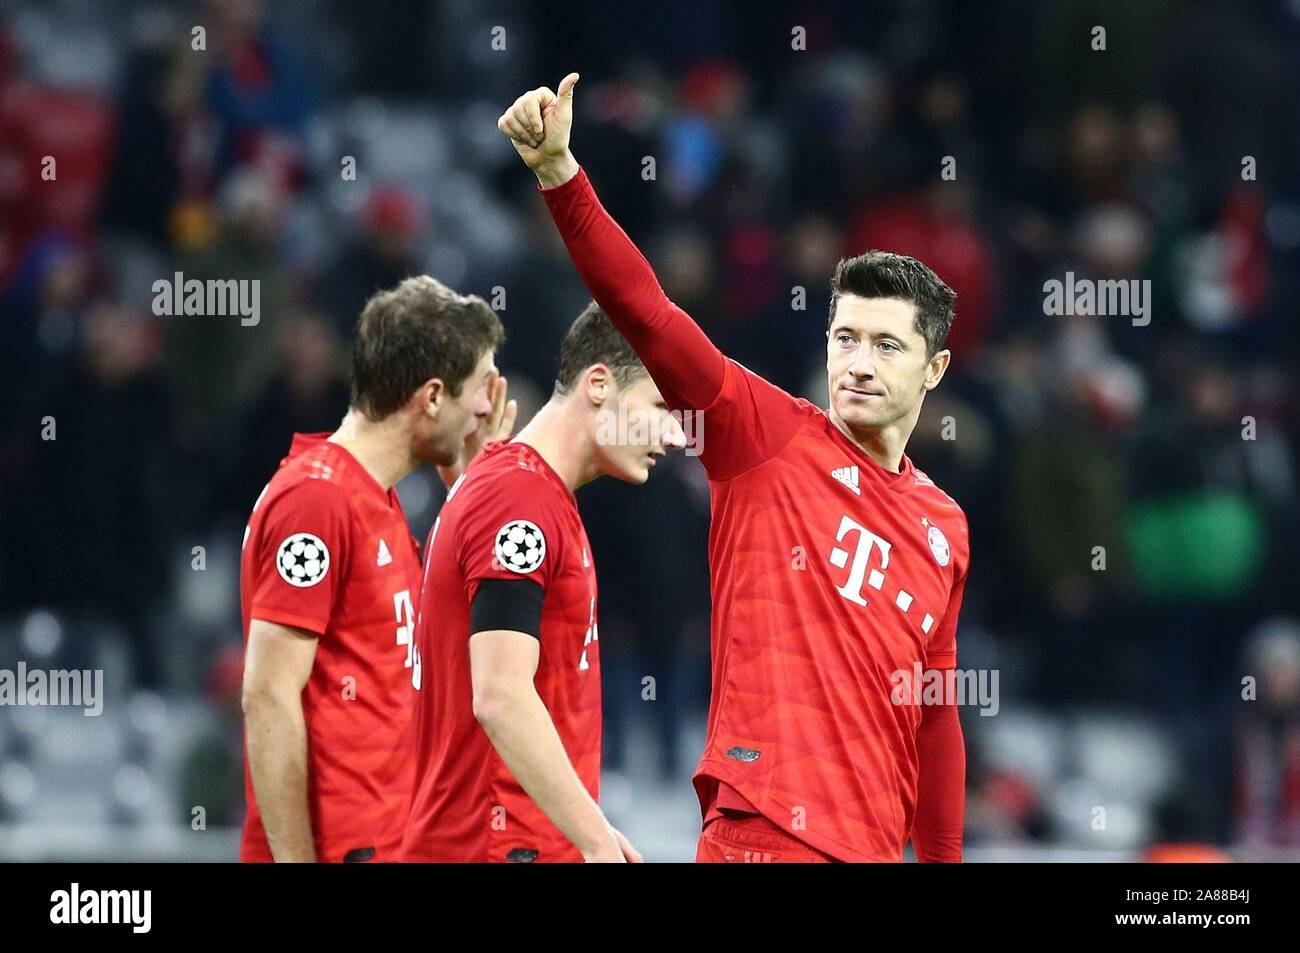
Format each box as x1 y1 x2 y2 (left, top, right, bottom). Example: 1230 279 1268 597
911 700 966 862
454 471 566 604
540 167 807 481
540 167 724 412
925 542 968 671
693 358 814 481
248 480 353 636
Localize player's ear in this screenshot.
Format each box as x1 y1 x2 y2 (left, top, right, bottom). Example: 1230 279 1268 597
420 378 447 416
923 349 951 391
582 364 611 407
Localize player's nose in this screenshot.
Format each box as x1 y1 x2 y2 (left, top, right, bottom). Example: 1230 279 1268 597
846 344 875 379
661 411 687 450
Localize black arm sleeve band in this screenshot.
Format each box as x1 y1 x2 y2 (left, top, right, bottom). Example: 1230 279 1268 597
470 578 545 640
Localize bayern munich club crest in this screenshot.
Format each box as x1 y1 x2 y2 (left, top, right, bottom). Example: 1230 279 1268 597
276 532 330 587
926 521 951 567
494 520 546 574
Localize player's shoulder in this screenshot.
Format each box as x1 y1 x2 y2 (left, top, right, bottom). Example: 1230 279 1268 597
447 443 574 573
260 445 357 518
456 440 569 504
911 466 970 572
273 437 348 484
911 464 967 523
727 358 821 416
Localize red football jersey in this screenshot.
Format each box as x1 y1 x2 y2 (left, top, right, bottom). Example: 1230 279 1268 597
689 361 969 862
402 440 601 863
541 168 969 863
239 433 423 862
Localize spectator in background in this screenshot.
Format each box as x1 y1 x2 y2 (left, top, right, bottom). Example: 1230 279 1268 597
651 224 731 364
780 54 889 216
1130 352 1269 714
736 214 843 396
179 643 246 828
1233 618 1300 848
100 13 189 245
662 61 749 211
496 186 602 387
203 0 315 177
226 311 348 515
158 164 295 536
847 176 999 360
1067 202 1155 361
963 730 1051 847
165 165 292 440
7 302 173 688
0 47 115 281
588 450 712 782
0 235 94 401
1008 353 1138 703
315 184 423 342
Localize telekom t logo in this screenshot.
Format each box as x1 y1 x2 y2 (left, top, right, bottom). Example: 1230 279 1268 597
828 515 892 606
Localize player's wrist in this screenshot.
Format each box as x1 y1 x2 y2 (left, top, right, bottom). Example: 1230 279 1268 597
575 822 620 860
534 150 579 189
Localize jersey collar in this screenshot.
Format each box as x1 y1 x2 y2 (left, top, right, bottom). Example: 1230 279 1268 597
286 431 393 503
823 414 918 493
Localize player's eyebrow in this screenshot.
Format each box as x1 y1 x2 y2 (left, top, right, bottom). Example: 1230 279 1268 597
871 331 909 349
831 324 913 350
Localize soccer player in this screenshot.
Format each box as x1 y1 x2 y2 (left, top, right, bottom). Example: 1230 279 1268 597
401 304 685 863
498 74 968 863
240 276 513 862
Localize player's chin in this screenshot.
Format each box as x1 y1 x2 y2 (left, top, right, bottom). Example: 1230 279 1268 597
836 401 887 429
421 439 461 468
613 457 651 485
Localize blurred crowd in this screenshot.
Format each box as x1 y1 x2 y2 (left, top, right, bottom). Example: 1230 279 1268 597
1 0 1298 856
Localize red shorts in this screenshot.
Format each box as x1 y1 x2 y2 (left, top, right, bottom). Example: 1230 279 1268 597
695 813 837 863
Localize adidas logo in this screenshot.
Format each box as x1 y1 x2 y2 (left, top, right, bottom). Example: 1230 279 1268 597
831 465 860 495
377 538 393 567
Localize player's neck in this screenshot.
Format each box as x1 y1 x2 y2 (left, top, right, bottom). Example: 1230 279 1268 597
512 399 601 492
830 412 913 474
328 410 417 491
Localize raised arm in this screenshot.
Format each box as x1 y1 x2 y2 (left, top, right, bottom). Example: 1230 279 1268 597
497 74 725 412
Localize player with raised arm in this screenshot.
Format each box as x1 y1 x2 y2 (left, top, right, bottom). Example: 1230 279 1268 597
401 303 685 863
240 276 513 862
498 74 968 863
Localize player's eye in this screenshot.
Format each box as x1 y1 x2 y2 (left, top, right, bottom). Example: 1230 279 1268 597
878 340 900 353
836 333 854 345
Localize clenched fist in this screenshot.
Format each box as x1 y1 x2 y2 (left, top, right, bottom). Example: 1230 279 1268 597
497 72 581 188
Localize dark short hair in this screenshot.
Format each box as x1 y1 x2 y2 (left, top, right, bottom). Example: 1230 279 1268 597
350 276 505 420
553 302 647 395
828 251 957 357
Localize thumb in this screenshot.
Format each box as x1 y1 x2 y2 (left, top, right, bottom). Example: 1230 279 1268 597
556 72 580 121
